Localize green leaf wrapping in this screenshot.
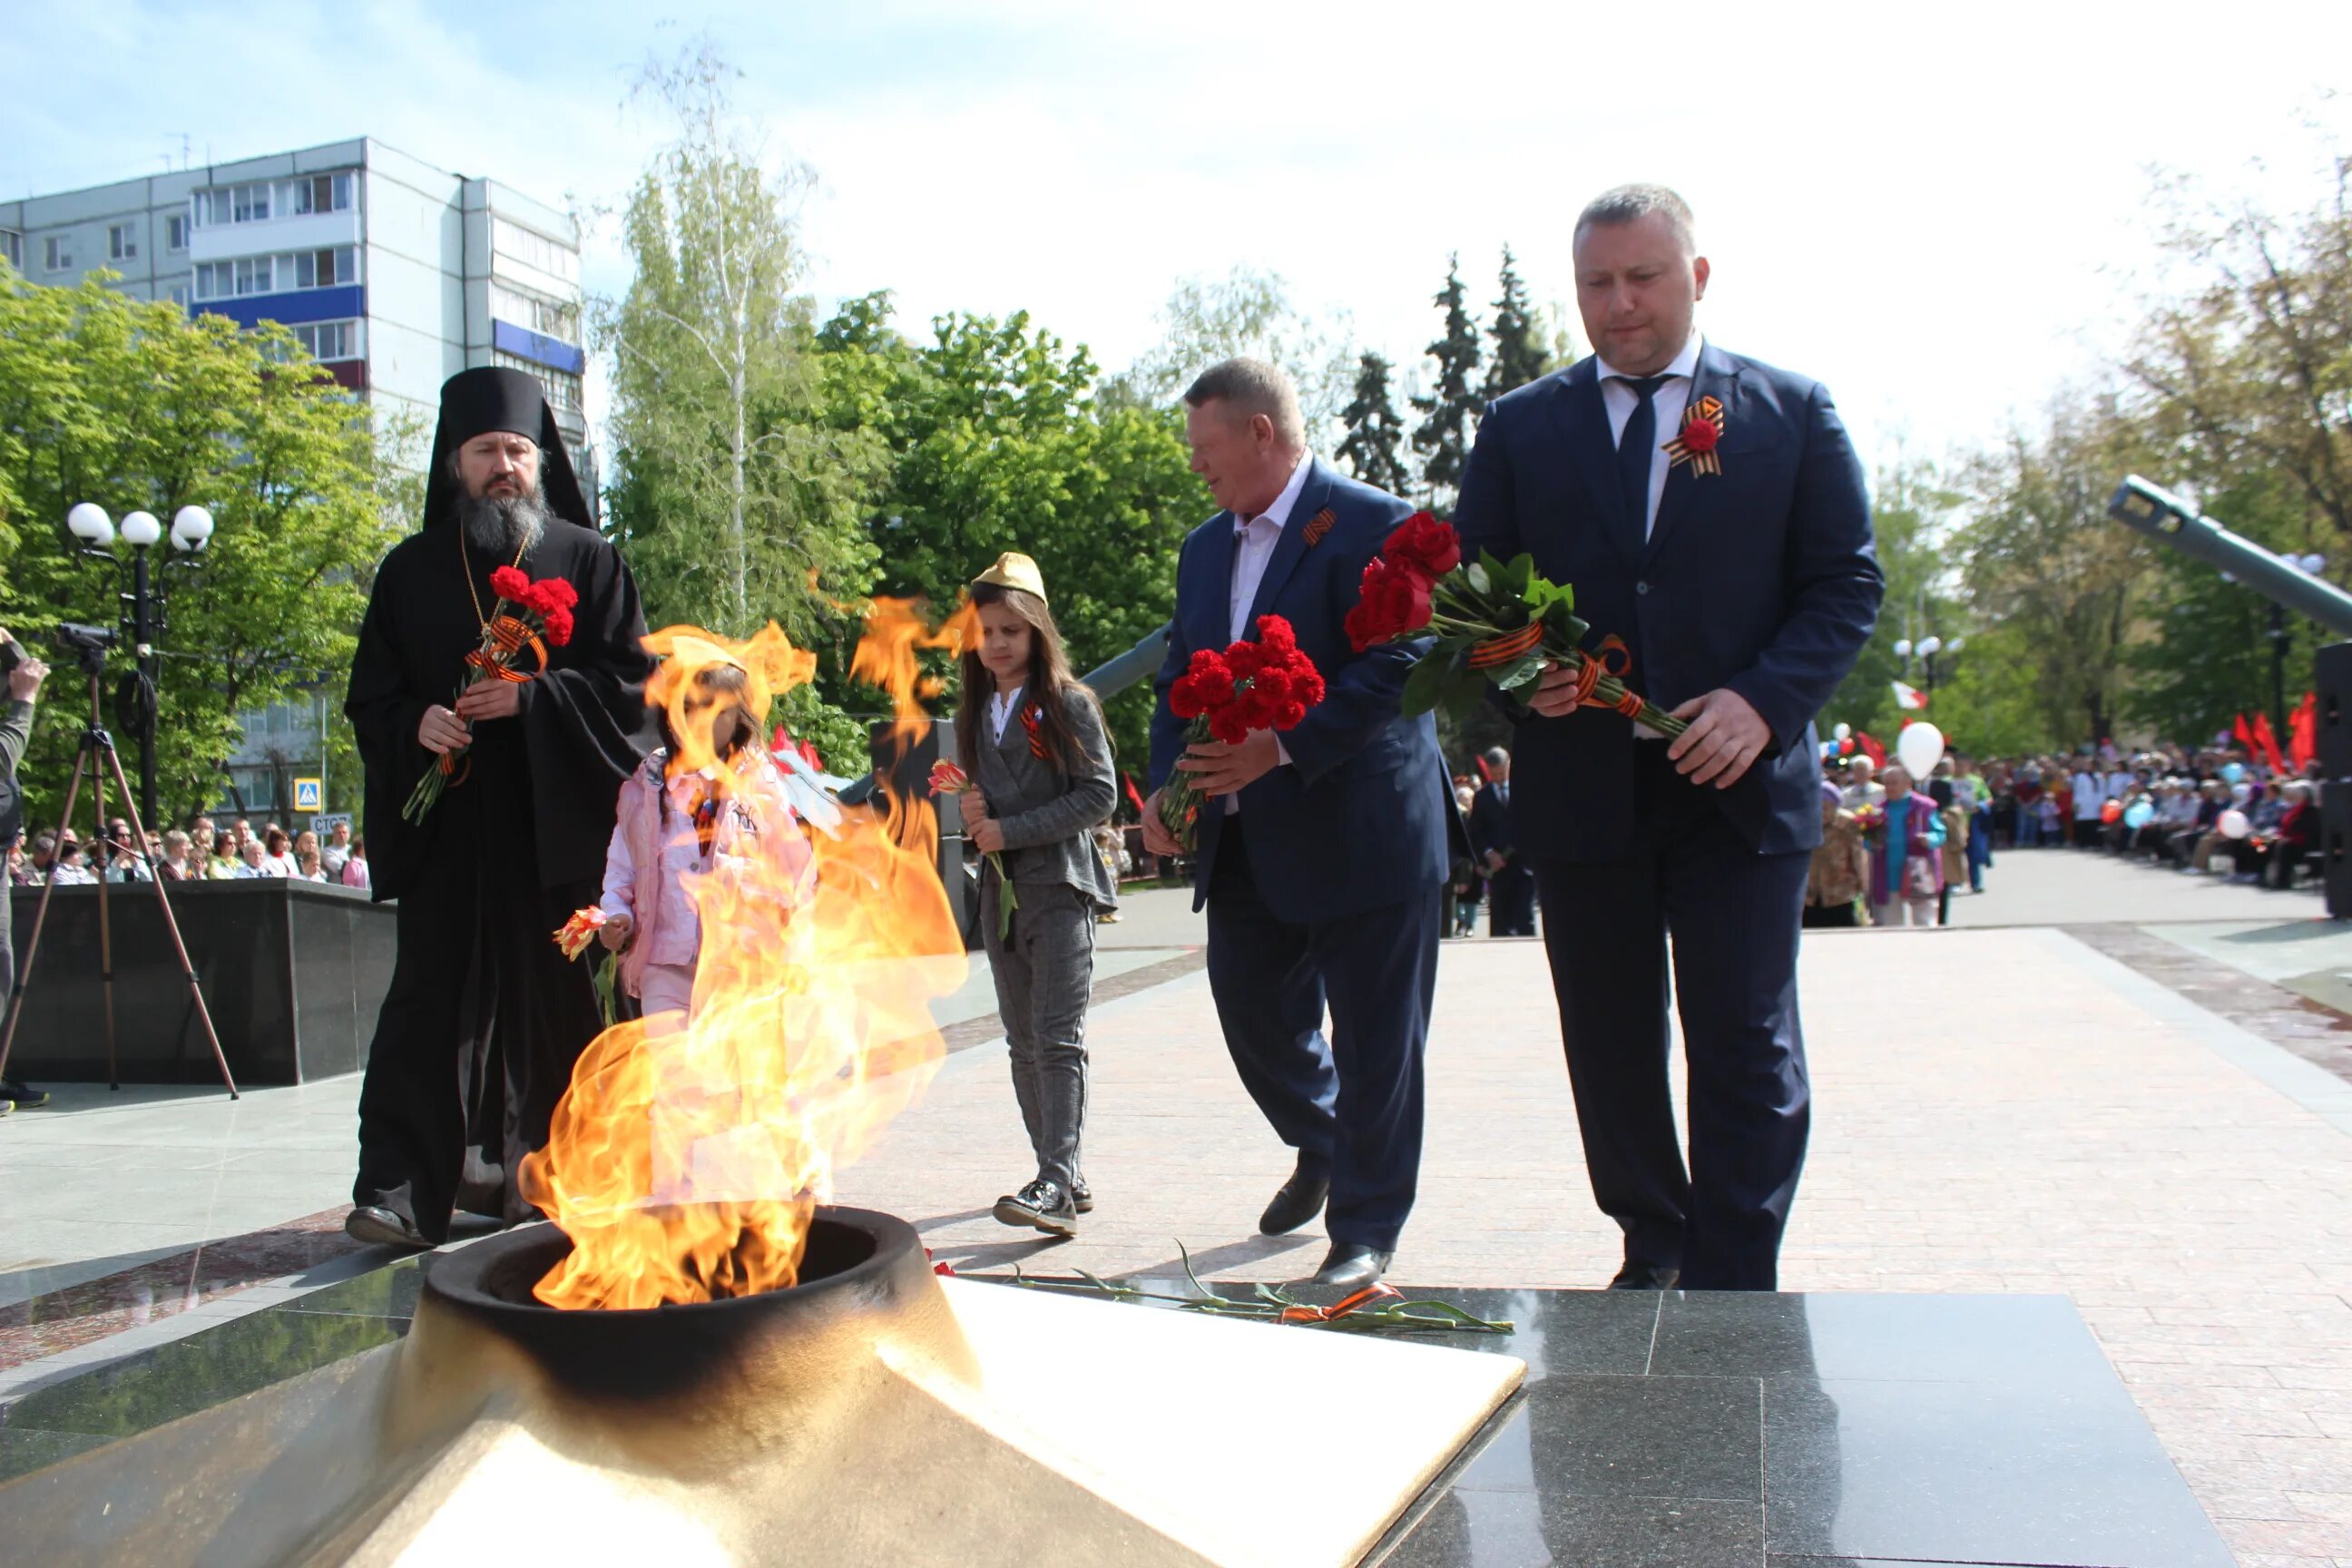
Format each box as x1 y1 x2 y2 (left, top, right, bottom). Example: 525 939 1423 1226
1400 642 1467 718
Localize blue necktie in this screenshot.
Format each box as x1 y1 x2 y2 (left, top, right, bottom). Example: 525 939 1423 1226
1613 375 1670 539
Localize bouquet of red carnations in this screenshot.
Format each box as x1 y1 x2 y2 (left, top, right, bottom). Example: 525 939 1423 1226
1343 512 1686 736
1157 615 1326 853
404 566 579 822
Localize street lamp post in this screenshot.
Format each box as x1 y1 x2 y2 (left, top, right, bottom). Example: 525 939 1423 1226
1892 633 1966 703
64 502 216 830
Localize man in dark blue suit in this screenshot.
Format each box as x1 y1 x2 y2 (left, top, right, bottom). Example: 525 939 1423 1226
1468 747 1535 936
1454 185 1881 1291
1140 358 1451 1290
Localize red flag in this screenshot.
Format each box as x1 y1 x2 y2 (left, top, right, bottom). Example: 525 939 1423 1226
2233 712 2256 751
2252 712 2288 775
2290 691 2318 771
1122 771 1147 817
1855 730 1886 769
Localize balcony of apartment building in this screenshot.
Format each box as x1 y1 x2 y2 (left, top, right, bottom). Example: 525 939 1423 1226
188 172 369 390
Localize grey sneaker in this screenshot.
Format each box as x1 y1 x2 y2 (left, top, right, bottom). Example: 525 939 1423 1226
1072 1180 1093 1214
994 1179 1077 1237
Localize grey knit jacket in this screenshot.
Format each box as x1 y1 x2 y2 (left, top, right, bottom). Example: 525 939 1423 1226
969 686 1120 908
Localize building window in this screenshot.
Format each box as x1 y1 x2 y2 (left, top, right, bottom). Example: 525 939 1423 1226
193 246 358 301
1 230 20 270
492 219 580 284
492 350 583 414
167 283 190 309
107 221 138 261
292 319 360 362
194 173 354 228
287 173 353 216
166 212 189 251
44 235 72 271
489 280 580 343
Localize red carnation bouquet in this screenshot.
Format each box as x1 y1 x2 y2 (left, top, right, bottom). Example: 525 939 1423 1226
403 566 580 821
1157 615 1326 852
1345 512 1686 735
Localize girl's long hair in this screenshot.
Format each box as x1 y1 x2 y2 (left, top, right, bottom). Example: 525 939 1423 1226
655 662 759 826
955 583 1095 780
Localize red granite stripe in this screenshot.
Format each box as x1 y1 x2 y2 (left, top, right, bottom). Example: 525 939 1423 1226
0 1207 362 1372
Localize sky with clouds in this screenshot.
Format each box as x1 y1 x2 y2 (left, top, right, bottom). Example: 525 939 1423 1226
5 0 2349 479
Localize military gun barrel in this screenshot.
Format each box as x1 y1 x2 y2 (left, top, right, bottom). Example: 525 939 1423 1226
2107 475 2352 636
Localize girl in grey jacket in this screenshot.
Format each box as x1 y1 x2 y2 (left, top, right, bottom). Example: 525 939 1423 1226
955 554 1120 1236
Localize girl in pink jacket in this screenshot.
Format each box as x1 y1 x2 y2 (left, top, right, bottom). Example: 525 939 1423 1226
597 647 813 1024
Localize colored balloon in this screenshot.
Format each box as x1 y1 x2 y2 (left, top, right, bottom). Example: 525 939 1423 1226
2124 801 2155 829
1896 721 1945 780
2219 808 2251 839
2221 762 2246 783
2101 799 2123 824
1832 722 1852 741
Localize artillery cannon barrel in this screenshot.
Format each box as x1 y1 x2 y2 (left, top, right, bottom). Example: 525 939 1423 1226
2107 475 2352 636
1081 622 1172 700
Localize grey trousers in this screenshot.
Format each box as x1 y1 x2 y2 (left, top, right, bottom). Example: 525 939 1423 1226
981 877 1095 1191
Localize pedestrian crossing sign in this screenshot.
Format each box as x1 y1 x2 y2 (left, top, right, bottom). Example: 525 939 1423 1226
294 778 322 812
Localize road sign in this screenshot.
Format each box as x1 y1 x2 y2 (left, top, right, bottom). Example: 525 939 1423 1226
311 811 354 838
293 777 323 812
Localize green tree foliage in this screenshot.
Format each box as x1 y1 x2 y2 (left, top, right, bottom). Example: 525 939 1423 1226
1336 352 1414 497
1412 255 1484 509
598 44 886 645
0 266 394 829
1820 458 1964 743
1110 267 1356 446
831 301 1209 770
1484 246 1553 399
1955 392 2158 748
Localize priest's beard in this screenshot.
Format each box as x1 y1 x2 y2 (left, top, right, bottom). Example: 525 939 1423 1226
457 485 551 559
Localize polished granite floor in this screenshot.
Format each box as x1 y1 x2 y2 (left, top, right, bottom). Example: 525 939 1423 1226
0 1253 2230 1568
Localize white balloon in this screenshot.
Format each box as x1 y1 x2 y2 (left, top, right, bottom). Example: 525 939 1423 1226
1895 721 1945 780
1832 722 1852 741
2219 808 2251 840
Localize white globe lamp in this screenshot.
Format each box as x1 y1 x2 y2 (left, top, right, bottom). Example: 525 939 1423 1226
67 503 114 545
171 505 215 552
120 510 163 548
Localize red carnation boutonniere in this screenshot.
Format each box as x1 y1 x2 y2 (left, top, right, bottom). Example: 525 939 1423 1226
1663 395 1726 477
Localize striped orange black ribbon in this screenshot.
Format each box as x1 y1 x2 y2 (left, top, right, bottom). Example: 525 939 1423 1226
1466 621 1545 669
1279 1281 1403 1324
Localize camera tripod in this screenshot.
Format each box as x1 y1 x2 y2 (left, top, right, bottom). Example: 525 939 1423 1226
0 672 237 1096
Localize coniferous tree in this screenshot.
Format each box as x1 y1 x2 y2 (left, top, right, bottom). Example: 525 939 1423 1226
1336 351 1414 497
1485 245 1552 398
1411 254 1484 505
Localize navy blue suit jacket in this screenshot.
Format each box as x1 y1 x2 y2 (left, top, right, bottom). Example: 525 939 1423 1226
1454 344 1882 861
1150 459 1452 924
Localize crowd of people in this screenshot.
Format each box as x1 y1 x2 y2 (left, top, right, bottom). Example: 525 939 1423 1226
9 814 368 890
1803 741 2324 928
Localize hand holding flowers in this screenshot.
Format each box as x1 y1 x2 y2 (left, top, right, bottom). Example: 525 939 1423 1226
931 760 1018 939
405 568 580 822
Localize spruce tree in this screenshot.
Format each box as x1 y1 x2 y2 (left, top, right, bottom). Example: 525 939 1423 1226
1485 245 1552 398
1411 254 1484 505
1336 351 1414 497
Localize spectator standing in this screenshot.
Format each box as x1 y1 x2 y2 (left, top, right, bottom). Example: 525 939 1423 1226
1867 764 1945 927
207 831 240 878
259 827 299 877
1841 754 1886 811
0 631 50 1112
237 839 268 877
296 845 328 882
2071 760 2105 848
321 821 354 878
158 830 194 881
339 837 371 891
1468 747 1535 937
1804 780 1868 928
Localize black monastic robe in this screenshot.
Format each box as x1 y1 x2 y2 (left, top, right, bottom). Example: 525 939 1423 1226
345 515 652 1240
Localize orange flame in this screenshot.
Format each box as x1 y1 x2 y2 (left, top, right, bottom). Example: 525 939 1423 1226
519 612 965 1308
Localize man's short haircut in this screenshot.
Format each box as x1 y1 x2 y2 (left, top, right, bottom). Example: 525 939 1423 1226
1182 358 1307 448
1575 183 1697 252
1483 746 1511 769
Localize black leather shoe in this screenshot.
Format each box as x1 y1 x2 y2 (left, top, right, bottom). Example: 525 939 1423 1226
1071 1181 1093 1214
1608 1262 1681 1290
994 1179 1077 1237
1258 1163 1330 1236
344 1205 430 1250
1311 1243 1394 1290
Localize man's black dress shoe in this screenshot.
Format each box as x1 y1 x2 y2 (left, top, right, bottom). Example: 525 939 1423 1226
994 1179 1078 1237
1608 1262 1681 1290
345 1205 430 1250
1072 1181 1093 1214
1258 1163 1329 1235
1311 1243 1394 1290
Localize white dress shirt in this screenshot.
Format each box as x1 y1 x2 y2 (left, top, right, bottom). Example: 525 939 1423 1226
989 683 1024 743
1230 452 1313 642
1595 332 1704 540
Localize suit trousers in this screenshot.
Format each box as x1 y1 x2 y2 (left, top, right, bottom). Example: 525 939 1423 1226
982 875 1095 1192
1532 746 1812 1289
1205 816 1439 1251
1487 861 1537 936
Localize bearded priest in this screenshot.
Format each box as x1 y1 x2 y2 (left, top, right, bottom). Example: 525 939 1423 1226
343 367 655 1250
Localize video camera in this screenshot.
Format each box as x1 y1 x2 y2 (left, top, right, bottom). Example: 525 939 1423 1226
53 622 119 676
